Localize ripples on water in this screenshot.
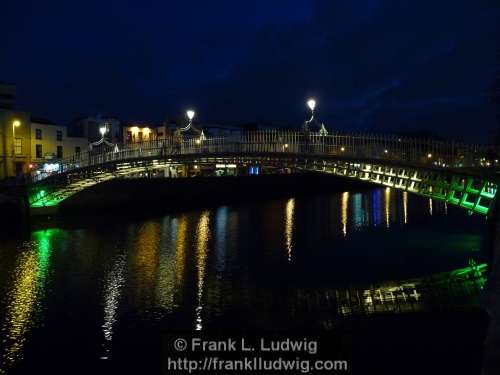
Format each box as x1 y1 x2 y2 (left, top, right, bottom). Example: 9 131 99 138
0 188 487 372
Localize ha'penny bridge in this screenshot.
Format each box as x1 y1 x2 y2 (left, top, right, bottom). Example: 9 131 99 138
25 127 500 374
27 130 499 216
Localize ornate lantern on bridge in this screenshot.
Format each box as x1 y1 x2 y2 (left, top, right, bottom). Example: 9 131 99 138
175 109 205 141
303 98 328 135
88 123 118 154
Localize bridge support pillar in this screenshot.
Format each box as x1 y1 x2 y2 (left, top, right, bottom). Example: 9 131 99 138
482 197 500 374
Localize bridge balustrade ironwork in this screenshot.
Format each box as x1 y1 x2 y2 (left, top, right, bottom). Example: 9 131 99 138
30 130 488 183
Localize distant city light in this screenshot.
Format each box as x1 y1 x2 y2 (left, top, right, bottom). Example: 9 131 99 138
384 149 388 153
216 164 237 168
340 146 345 152
307 99 316 111
43 163 60 173
427 153 432 158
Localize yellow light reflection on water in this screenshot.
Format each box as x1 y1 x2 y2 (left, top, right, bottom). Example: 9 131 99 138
132 222 161 308
155 217 179 312
285 198 295 261
341 192 349 236
384 187 391 228
403 191 408 224
195 211 210 331
0 229 55 373
175 215 188 292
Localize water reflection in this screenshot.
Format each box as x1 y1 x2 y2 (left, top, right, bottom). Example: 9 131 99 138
155 217 179 312
101 252 126 360
341 192 349 236
403 191 408 224
285 198 295 261
0 188 482 372
384 187 391 228
295 263 487 326
0 229 57 374
195 211 211 330
131 222 161 311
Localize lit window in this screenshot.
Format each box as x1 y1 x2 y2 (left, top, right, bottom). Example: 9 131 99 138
14 138 22 155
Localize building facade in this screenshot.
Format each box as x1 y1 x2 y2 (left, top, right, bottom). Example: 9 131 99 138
122 123 172 144
0 109 31 179
30 119 88 167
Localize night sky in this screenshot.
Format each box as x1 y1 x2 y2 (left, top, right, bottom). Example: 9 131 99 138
2 0 499 141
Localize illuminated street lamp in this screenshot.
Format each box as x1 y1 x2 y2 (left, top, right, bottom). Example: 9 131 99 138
187 110 195 122
307 99 316 112
99 126 107 137
427 153 432 159
307 99 316 121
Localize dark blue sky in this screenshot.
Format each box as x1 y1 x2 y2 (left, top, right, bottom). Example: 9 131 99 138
2 0 499 141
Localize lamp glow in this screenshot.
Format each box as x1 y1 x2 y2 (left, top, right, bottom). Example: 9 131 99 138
307 99 316 111
13 120 21 127
187 110 195 121
99 127 107 136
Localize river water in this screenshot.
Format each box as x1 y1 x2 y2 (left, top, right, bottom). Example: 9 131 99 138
0 187 488 374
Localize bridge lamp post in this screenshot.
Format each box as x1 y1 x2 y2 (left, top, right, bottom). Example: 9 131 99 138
307 99 316 112
187 110 195 123
307 99 316 121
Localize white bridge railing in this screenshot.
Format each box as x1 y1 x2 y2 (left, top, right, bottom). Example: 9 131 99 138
30 130 488 183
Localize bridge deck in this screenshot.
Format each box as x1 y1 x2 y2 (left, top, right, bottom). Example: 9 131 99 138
26 132 498 214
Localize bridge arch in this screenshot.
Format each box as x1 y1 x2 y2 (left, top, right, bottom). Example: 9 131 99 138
27 131 498 216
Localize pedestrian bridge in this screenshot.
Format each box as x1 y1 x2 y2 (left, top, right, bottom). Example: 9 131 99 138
28 130 499 215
